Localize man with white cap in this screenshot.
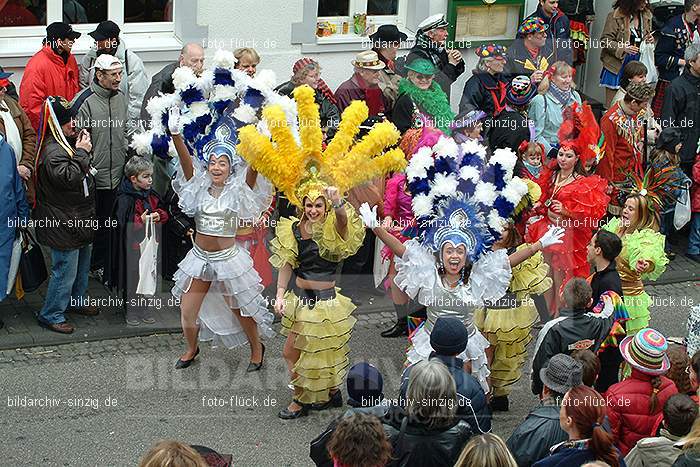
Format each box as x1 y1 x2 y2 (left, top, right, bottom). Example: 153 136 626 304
79 20 148 130
335 50 390 116
71 54 129 280
398 14 464 98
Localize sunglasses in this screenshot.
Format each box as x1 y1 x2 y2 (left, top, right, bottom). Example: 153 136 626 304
414 73 434 81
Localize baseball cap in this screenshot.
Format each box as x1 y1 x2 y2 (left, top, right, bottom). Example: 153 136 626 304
46 22 81 41
91 54 123 71
89 20 121 41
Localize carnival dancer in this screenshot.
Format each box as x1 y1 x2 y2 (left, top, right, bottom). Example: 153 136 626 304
132 50 288 370
474 182 553 411
360 136 565 393
236 85 406 419
602 168 676 336
526 103 610 314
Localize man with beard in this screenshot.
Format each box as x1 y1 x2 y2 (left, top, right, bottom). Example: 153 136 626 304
79 20 148 132
19 22 81 131
34 97 97 334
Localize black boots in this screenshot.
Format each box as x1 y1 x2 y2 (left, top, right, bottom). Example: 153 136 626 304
381 304 409 338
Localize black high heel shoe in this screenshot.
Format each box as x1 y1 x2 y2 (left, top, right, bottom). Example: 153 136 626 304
175 347 199 369
311 389 343 411
246 342 265 372
278 399 310 420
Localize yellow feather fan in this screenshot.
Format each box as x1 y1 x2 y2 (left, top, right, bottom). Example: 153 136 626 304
237 85 406 207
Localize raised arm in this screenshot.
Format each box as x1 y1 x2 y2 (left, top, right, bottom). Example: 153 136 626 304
168 107 193 181
325 186 348 239
359 203 406 258
508 225 564 267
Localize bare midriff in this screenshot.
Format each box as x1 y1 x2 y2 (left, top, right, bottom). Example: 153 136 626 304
195 232 237 252
295 277 335 291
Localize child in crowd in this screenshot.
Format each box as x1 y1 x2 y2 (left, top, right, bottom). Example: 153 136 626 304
107 157 169 326
571 349 601 388
516 141 545 180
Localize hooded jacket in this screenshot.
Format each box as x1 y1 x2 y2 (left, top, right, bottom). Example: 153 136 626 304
79 39 148 130
605 369 678 456
661 66 700 167
71 78 128 190
18 46 81 131
625 428 684 467
34 133 95 250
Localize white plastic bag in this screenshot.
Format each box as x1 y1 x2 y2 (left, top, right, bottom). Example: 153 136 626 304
136 216 158 296
640 41 658 84
688 304 700 357
674 187 691 230
373 236 389 289
6 233 22 295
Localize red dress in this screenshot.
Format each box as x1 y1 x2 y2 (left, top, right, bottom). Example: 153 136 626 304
526 166 609 289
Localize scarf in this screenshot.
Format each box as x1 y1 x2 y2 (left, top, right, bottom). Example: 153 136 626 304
415 32 444 68
0 99 22 165
292 57 337 105
398 78 455 134
549 83 573 107
355 73 385 116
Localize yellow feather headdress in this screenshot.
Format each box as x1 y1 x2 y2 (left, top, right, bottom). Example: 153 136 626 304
236 85 407 207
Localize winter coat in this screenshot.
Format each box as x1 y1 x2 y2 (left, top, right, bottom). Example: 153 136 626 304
33 133 96 251
600 8 653 75
558 0 594 18
506 401 568 467
18 46 81 131
674 452 700 467
0 135 29 301
374 51 402 110
525 5 573 64
71 79 129 191
399 46 465 98
335 73 389 116
662 68 700 167
381 404 473 467
161 184 194 281
531 306 615 396
79 40 148 130
692 154 700 213
0 96 36 204
140 61 178 124
655 14 698 83
528 89 582 155
504 38 553 81
486 108 531 150
605 369 679 456
400 354 492 435
625 429 684 467
459 72 507 116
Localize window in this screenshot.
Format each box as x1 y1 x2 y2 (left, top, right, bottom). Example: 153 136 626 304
63 0 107 24
0 0 47 27
317 0 404 26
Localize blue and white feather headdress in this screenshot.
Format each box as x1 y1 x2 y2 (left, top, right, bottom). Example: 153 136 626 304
406 136 529 262
131 49 297 172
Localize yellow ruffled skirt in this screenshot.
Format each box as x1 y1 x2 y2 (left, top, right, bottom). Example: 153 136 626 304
280 289 357 404
475 301 539 397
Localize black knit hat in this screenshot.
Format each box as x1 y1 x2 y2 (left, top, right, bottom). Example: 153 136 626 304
430 317 468 356
47 96 73 126
346 362 384 407
655 127 683 154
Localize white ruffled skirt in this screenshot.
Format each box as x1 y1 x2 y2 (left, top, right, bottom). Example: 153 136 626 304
172 243 275 349
407 322 491 394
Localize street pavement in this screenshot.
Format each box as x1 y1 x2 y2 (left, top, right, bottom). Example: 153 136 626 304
0 280 698 467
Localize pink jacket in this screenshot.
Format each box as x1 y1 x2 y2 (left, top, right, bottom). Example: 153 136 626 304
383 173 413 226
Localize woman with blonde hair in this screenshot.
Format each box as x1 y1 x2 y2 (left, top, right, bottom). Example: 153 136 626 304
139 441 208 467
529 61 582 159
602 189 669 336
454 433 517 467
234 47 260 77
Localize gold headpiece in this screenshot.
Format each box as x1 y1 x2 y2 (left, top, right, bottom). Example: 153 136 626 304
236 85 406 207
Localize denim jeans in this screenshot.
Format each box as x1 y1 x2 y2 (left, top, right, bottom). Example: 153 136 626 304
38 245 92 324
689 213 700 255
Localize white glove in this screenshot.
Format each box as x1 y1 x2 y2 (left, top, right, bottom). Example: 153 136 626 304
359 203 380 229
538 225 565 248
168 106 182 136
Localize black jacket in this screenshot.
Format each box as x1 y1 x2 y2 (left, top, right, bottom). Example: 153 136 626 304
34 134 96 250
674 452 700 467
506 401 568 467
655 15 697 83
140 61 177 123
589 261 624 310
503 38 553 81
486 108 531 150
400 354 492 434
459 72 506 116
381 405 473 467
161 184 194 280
391 93 418 134
558 0 594 19
531 307 615 395
399 46 465 98
661 67 700 167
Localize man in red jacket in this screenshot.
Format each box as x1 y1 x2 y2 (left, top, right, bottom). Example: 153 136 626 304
19 22 81 131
